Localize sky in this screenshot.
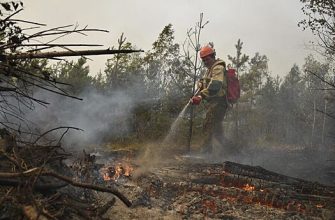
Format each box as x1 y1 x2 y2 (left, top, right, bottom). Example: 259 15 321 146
16 0 318 77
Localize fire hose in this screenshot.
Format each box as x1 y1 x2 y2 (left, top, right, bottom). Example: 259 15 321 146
189 87 202 105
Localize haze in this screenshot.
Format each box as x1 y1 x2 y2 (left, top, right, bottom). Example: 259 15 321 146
17 0 317 77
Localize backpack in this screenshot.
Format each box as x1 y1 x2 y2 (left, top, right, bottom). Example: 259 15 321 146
225 68 240 104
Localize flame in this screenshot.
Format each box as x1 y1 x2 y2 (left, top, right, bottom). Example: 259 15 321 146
123 163 134 176
113 163 123 180
242 184 255 191
102 172 111 181
100 161 134 182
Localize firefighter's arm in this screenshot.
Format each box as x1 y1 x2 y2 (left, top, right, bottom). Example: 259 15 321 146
200 65 226 99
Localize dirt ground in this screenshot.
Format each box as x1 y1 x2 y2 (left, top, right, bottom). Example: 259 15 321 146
94 146 335 220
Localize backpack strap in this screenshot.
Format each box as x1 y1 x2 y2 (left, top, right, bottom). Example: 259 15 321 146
224 69 231 107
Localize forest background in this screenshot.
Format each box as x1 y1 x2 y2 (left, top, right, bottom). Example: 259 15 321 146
0 0 334 165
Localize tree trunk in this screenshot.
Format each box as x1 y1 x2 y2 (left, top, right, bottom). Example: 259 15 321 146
311 96 316 148
321 100 327 145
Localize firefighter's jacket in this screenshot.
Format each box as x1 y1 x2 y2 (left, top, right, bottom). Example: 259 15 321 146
199 59 227 101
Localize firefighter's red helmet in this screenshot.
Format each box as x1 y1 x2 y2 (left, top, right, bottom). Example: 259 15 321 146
200 45 215 59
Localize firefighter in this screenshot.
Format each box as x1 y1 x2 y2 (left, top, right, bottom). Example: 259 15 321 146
190 44 228 153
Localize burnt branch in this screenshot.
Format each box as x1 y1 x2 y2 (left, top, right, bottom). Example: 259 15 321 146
306 69 335 88
2 49 144 60
316 108 335 120
33 126 84 144
0 168 132 207
0 178 68 191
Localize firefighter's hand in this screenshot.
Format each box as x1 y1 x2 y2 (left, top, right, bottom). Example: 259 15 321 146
197 79 204 90
190 95 202 105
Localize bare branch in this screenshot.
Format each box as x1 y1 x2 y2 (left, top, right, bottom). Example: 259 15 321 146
33 126 84 144
2 49 144 60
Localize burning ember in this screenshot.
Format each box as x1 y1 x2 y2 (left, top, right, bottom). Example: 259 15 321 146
242 183 255 192
93 157 334 219
100 161 134 182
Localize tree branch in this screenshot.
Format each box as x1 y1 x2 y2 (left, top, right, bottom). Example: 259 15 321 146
0 168 132 207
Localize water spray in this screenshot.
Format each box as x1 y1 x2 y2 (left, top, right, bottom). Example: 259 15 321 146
163 87 201 145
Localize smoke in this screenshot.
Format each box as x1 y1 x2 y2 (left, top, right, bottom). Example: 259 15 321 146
4 76 332 186
190 141 335 185
20 83 147 152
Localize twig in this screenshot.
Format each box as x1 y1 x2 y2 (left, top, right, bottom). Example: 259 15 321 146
20 43 103 47
0 187 14 206
33 126 84 144
7 19 46 26
57 128 69 145
306 69 335 88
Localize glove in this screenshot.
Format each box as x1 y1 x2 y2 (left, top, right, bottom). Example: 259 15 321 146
190 95 202 105
197 79 204 90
